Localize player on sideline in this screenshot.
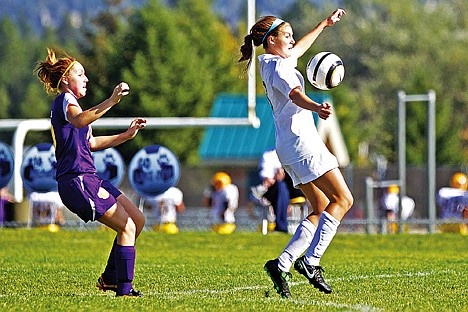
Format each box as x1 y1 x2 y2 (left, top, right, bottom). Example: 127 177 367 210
36 48 147 297
203 172 239 234
239 9 353 298
145 186 185 234
437 172 468 234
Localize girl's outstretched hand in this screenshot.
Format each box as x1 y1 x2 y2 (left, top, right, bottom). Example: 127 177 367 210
325 8 346 27
126 117 147 140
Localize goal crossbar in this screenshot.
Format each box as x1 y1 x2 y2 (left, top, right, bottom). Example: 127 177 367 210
3 116 260 203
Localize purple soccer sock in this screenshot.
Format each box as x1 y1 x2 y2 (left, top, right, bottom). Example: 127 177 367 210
102 238 117 283
115 244 135 295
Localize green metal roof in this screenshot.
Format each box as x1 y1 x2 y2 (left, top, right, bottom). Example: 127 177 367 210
199 93 332 164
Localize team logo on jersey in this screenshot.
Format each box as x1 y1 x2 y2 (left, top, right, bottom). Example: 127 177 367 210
98 187 110 199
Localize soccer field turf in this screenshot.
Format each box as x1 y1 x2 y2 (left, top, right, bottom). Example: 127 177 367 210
0 229 466 311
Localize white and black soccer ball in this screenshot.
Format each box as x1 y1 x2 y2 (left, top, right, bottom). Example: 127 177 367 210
306 52 345 90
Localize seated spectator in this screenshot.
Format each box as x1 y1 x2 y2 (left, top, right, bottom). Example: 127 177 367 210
284 173 309 234
251 148 289 233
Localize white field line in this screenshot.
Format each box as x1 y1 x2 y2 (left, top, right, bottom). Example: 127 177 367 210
150 270 442 296
0 270 447 311
234 297 383 312
141 270 447 311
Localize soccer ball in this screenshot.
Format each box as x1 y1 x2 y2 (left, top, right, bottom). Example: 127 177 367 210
21 143 57 193
92 148 125 187
306 52 345 90
128 145 181 197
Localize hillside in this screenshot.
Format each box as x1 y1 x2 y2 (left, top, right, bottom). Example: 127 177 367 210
0 0 305 35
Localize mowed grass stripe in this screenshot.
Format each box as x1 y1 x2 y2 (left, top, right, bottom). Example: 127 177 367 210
0 229 466 311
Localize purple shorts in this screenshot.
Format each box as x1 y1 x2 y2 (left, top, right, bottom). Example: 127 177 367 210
58 173 122 222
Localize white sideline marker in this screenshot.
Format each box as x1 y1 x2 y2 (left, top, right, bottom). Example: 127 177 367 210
144 270 446 311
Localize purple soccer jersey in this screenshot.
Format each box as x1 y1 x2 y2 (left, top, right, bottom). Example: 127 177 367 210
50 93 120 222
51 92 96 181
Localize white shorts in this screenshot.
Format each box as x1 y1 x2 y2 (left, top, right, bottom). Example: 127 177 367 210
283 151 338 188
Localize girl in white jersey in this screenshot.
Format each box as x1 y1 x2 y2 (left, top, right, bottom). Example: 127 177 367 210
239 9 353 298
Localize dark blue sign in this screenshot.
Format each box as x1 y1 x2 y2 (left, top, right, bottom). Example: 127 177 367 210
21 143 57 193
128 145 180 197
0 141 14 189
92 147 125 187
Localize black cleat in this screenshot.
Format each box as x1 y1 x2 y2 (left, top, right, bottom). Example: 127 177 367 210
294 256 332 294
116 288 144 297
264 259 292 298
96 276 117 292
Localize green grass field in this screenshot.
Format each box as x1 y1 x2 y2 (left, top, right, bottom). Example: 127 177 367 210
0 229 467 311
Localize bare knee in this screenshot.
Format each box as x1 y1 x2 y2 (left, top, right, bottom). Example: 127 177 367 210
326 192 353 221
121 217 137 241
340 191 354 211
117 195 146 234
139 213 146 228
135 212 146 236
130 207 145 228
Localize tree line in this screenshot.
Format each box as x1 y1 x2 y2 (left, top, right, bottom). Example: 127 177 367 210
0 0 467 166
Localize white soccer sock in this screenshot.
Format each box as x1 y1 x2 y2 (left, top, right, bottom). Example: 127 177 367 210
278 219 316 272
304 211 340 266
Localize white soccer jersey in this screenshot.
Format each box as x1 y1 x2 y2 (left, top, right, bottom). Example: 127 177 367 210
381 193 415 220
153 187 184 223
29 191 64 223
210 184 239 224
258 148 282 180
258 53 335 167
437 187 468 219
29 191 64 207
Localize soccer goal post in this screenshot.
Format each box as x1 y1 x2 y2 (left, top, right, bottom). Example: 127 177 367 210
397 90 436 233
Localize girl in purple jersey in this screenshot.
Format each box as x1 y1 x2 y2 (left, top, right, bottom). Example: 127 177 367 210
36 48 147 297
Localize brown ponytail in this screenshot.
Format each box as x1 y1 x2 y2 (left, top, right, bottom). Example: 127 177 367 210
35 48 76 94
238 16 285 69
